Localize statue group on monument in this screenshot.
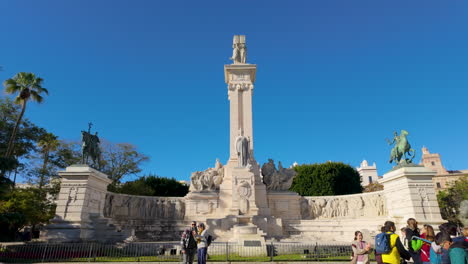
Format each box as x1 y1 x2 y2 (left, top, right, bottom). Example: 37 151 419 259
189 159 224 192
230 35 247 64
261 159 297 191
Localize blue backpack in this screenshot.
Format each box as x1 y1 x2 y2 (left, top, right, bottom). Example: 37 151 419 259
375 232 392 254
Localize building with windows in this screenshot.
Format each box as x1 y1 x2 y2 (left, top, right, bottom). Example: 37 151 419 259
420 147 468 192
356 160 380 186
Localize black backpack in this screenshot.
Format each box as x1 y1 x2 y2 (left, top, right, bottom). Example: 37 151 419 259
206 235 213 246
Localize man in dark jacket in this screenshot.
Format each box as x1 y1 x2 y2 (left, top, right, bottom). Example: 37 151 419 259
181 221 198 264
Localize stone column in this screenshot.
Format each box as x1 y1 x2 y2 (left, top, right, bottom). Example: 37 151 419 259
224 64 256 163
380 166 444 227
42 165 112 242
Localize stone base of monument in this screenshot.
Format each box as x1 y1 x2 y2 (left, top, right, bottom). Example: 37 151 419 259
381 165 445 227
42 165 131 242
229 217 267 256
283 218 388 242
184 191 220 220
42 214 130 242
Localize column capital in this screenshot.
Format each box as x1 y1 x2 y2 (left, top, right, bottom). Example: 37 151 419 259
224 64 257 84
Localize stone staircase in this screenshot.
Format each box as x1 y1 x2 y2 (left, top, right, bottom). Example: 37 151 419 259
283 218 387 242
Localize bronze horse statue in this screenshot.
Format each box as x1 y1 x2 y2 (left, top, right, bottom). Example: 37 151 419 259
81 130 101 168
388 130 416 165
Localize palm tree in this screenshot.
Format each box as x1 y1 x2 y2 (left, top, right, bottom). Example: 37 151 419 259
37 133 59 189
3 72 48 158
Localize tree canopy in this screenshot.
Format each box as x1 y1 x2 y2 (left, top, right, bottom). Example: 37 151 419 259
289 162 362 196
3 72 48 158
437 176 468 225
111 174 189 197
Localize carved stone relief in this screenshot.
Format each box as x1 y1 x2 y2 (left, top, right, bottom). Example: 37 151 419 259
104 193 185 220
300 192 387 219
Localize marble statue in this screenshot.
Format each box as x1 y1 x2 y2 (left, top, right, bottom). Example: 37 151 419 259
387 130 416 165
189 159 224 191
235 136 250 168
261 159 297 191
230 35 247 64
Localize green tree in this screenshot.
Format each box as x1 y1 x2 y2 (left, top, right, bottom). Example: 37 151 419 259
112 174 189 197
0 187 55 241
0 98 47 177
3 72 48 158
437 176 468 224
36 133 59 189
290 162 362 196
99 141 149 187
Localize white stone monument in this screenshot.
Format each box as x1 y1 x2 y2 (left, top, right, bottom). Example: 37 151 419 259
42 165 128 242
44 35 446 243
380 166 444 228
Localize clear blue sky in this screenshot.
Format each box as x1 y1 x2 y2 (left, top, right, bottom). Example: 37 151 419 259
1 0 467 182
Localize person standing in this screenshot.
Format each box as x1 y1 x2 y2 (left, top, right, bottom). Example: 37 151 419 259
181 221 198 264
351 231 373 264
381 221 411 264
375 226 385 264
420 225 435 264
194 223 209 264
405 218 422 264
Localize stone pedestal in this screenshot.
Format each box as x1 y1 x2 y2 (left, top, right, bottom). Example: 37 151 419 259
380 166 444 227
42 165 118 242
184 191 219 220
229 216 267 256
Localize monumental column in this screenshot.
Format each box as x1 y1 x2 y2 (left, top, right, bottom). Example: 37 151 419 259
218 35 270 217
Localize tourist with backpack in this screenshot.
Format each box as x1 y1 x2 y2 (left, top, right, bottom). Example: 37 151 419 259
376 221 411 264
194 223 210 264
376 226 385 264
351 231 373 264
405 218 422 264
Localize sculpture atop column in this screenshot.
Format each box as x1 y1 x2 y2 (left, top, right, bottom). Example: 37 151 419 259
230 35 247 64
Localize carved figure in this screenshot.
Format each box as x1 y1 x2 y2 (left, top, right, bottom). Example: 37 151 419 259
387 130 416 165
230 35 247 64
231 43 240 63
300 198 311 219
81 122 101 168
189 160 224 191
300 193 387 220
235 136 250 168
261 159 297 191
104 193 185 221
239 43 247 63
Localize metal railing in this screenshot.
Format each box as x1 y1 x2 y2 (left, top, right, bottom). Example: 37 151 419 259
0 242 359 263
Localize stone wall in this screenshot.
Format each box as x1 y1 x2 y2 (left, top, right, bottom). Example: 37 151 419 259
103 193 186 241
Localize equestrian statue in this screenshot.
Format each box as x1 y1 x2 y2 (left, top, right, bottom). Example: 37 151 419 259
81 122 102 169
386 129 416 166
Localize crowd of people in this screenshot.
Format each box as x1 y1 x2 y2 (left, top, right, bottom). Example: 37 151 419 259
180 221 211 264
352 218 468 264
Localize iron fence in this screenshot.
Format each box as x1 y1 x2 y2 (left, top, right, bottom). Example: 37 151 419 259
0 242 361 263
